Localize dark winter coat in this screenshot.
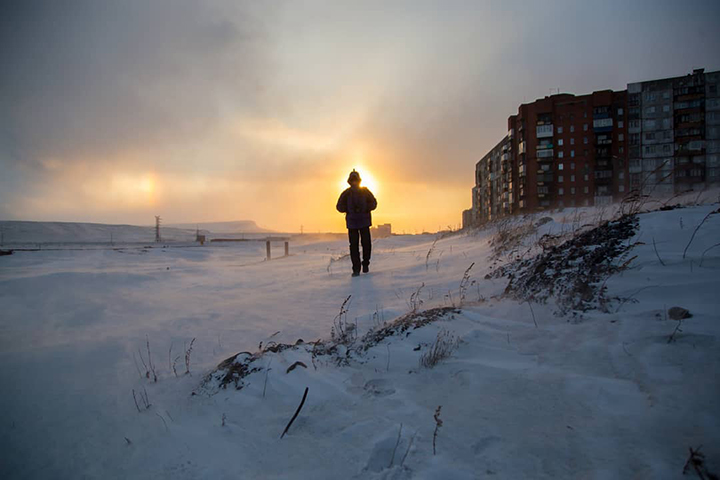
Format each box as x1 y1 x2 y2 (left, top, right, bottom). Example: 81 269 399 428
336 186 377 229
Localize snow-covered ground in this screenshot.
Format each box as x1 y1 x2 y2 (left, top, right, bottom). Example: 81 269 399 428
1 204 719 479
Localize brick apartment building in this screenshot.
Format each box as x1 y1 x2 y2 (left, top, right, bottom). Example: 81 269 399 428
465 68 719 228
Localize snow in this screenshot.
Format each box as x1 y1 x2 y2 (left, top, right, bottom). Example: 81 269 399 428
1 204 719 478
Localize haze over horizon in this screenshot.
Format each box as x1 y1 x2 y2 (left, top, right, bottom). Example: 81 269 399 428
2 0 720 233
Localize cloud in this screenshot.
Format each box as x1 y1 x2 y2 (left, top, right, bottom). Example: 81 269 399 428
1 0 274 165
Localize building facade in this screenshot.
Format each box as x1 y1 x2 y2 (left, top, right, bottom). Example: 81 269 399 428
466 90 629 227
628 68 720 194
465 68 719 228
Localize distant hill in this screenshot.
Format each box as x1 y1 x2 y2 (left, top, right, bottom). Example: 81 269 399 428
166 221 272 234
0 219 271 245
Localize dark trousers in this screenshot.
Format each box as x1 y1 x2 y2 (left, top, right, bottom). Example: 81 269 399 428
348 227 371 273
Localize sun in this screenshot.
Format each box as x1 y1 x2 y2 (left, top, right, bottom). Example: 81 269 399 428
338 168 379 193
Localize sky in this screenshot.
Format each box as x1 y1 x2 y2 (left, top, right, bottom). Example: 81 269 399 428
2 0 720 233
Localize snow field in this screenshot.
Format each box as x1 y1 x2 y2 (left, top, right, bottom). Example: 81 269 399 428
1 203 719 478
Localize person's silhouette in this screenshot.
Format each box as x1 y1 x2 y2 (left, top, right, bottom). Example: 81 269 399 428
336 170 377 277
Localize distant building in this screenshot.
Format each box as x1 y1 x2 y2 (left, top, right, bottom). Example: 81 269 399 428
465 67 719 226
469 89 628 227
462 209 473 230
371 223 392 238
627 68 720 195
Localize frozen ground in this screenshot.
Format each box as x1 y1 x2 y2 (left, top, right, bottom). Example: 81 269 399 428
1 204 719 479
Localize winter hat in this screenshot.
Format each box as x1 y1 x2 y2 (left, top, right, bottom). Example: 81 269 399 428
347 169 361 184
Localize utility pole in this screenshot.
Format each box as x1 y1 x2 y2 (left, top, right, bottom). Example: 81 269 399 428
155 216 162 243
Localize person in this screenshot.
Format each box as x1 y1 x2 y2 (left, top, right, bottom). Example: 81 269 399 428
336 169 377 277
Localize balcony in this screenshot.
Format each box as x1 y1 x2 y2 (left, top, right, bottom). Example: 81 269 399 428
508 128 515 139
593 118 613 132
518 141 526 154
537 149 554 159
537 174 553 183
536 124 554 138
501 152 510 162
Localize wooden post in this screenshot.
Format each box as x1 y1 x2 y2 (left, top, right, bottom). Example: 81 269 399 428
266 240 271 260
284 241 289 257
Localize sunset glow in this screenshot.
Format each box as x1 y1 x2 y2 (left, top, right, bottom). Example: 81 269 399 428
338 168 379 194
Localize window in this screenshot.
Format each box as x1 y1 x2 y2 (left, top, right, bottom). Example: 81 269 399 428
618 121 624 128
645 132 656 141
663 105 670 113
571 150 575 157
584 174 589 181
618 134 624 141
558 151 564 158
570 187 576 195
663 91 670 99
558 126 563 133
619 185 625 193
618 108 624 115
558 139 564 146
558 163 564 170
584 137 588 144
570 125 575 133
571 174 576 182
584 186 589 194
559 175 564 182
583 124 588 131
571 162 575 170
619 146 624 154
570 138 575 145
710 85 717 94
619 172 625 179
558 187 564 195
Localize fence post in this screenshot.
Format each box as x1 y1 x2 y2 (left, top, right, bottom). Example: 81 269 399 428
266 240 271 260
284 241 289 257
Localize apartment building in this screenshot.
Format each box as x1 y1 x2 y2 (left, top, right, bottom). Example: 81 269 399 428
628 68 720 194
473 136 512 224
467 90 629 227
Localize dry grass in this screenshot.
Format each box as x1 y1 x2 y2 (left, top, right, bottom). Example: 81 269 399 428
420 329 459 369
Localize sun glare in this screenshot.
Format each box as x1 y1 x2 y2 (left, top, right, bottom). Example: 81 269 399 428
339 168 379 193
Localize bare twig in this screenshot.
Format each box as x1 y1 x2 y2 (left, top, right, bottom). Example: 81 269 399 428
652 238 665 266
699 242 720 267
280 387 309 439
132 389 141 412
184 338 196 375
526 299 538 328
400 432 416 466
168 342 173 372
433 406 443 455
388 423 403 468
132 352 143 379
146 336 157 382
683 211 715 259
668 318 684 344
263 358 273 399
155 412 169 431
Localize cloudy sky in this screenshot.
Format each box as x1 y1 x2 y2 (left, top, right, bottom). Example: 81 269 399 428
2 0 719 232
